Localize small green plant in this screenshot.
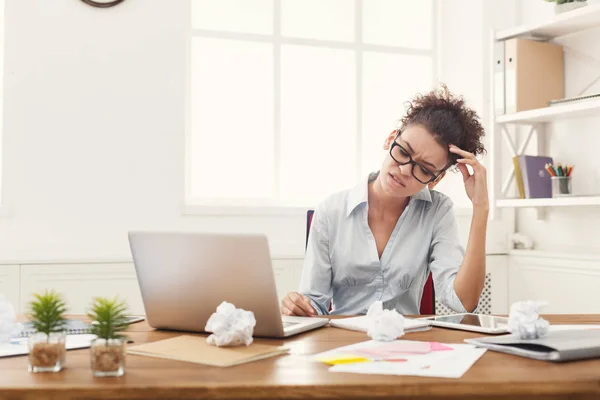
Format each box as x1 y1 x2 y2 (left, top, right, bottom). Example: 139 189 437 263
87 297 129 340
28 290 67 336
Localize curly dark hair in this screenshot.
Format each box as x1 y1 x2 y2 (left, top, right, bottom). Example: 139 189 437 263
399 84 486 166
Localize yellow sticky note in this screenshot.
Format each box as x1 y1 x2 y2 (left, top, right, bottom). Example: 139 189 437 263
316 354 370 365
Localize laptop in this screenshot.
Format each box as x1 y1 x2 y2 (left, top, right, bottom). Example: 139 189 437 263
128 231 329 338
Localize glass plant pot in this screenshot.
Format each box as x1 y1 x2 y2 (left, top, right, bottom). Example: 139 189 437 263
90 338 126 377
28 332 66 373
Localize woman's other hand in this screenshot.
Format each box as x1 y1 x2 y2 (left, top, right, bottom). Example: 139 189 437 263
450 144 489 209
281 291 317 316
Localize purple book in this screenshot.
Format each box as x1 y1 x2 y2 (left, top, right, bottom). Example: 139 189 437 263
518 155 553 198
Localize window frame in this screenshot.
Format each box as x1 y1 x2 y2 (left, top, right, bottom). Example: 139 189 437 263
185 0 439 215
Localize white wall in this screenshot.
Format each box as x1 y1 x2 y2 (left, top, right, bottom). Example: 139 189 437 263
437 0 516 253
514 0 600 254
0 0 511 264
0 0 310 261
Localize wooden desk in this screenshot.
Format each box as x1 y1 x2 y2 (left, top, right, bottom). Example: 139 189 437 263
1 315 600 400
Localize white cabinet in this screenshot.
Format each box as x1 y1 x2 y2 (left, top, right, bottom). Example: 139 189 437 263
509 251 600 313
0 265 20 313
19 263 145 315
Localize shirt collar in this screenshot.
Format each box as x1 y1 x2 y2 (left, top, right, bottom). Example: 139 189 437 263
346 171 432 217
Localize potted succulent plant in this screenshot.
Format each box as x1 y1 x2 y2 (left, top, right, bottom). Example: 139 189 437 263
27 290 68 373
87 297 130 377
544 0 588 14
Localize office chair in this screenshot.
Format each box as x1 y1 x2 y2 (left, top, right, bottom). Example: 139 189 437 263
305 209 435 315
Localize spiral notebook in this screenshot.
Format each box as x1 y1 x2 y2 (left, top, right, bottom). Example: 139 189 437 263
17 319 92 337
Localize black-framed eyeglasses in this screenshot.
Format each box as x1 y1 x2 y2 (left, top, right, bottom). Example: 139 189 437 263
389 134 447 184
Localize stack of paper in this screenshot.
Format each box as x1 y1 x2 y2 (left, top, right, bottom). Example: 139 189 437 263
127 335 289 367
329 315 431 333
314 340 486 379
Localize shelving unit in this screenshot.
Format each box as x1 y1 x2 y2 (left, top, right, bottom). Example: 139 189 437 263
496 97 600 124
490 5 600 217
497 196 600 208
496 2 600 40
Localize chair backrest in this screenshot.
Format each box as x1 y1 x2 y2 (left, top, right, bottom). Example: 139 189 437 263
305 209 435 315
420 272 435 315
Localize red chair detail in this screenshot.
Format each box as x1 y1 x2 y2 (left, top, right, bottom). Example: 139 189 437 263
306 209 435 315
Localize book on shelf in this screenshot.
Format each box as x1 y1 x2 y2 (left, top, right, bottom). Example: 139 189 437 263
515 155 554 199
513 156 525 199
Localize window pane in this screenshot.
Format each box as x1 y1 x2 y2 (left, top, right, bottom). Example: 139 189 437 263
280 45 356 205
363 0 432 49
190 38 274 200
362 53 432 177
281 0 354 42
191 0 273 35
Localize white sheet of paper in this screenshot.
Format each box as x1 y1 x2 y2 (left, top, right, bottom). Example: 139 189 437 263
329 345 486 378
0 334 97 358
315 340 486 379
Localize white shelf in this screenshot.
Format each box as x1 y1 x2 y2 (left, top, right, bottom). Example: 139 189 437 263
496 3 600 40
497 196 600 208
495 98 600 124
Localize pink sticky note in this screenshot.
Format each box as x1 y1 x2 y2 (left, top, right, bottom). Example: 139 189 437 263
429 342 453 351
352 342 432 357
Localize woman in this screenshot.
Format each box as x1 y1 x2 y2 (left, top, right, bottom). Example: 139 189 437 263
281 85 488 316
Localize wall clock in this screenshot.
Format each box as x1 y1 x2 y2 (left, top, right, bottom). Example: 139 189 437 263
80 0 126 8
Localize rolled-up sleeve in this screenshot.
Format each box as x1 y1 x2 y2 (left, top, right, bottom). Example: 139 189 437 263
299 204 332 315
428 200 468 313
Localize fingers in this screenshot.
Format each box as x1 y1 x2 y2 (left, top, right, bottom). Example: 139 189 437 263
457 163 470 181
293 292 316 316
457 158 486 174
450 145 486 174
281 292 316 317
300 294 317 316
281 304 293 316
449 144 476 159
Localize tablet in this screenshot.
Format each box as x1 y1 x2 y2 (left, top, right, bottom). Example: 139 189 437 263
422 313 510 334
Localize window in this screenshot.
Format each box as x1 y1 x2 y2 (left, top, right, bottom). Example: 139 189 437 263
0 0 4 207
187 0 436 209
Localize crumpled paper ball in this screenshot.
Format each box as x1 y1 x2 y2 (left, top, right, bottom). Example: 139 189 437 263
205 301 256 347
508 300 550 339
0 295 19 344
366 301 405 342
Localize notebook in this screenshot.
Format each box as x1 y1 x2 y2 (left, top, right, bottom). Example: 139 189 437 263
465 329 600 362
329 316 431 333
17 319 92 337
127 335 289 367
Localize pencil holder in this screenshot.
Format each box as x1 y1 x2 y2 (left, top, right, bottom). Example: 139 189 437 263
551 176 571 197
